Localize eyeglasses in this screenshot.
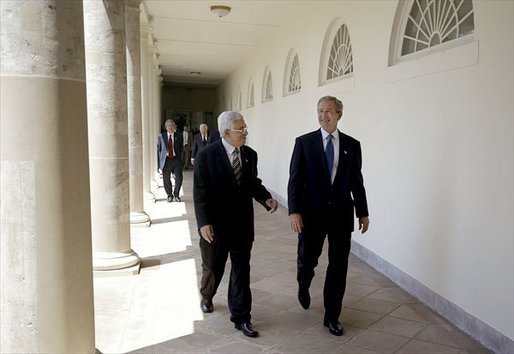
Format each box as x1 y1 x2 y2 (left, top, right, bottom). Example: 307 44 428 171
231 127 248 134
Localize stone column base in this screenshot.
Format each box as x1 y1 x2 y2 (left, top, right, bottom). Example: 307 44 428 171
93 250 140 272
130 211 150 227
144 191 156 203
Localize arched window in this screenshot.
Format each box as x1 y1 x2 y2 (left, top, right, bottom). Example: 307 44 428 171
319 19 354 86
262 66 273 103
247 80 254 108
389 0 475 64
284 49 301 96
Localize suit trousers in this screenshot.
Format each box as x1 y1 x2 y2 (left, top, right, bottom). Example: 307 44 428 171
199 237 253 324
297 223 352 323
181 144 191 169
162 156 183 198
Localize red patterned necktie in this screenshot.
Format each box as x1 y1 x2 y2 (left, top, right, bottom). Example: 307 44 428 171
168 135 174 158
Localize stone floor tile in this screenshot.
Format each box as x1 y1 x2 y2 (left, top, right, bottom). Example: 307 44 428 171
347 296 402 315
269 332 345 353
397 339 469 353
335 342 382 353
368 315 426 338
366 286 420 304
389 303 449 325
348 329 410 353
345 282 381 298
415 324 493 352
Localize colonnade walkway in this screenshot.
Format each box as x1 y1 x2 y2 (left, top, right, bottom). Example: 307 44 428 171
94 170 491 354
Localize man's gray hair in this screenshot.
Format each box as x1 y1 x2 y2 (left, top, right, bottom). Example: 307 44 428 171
218 111 244 136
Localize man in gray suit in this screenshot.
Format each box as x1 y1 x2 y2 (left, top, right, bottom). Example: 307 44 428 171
157 119 183 202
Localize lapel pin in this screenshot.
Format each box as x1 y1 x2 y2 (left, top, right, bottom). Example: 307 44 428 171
344 150 348 154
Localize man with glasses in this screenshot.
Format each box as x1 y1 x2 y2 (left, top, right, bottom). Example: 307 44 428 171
193 111 278 337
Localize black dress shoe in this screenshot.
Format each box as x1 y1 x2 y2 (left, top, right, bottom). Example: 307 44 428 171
175 196 181 202
323 320 344 336
200 298 213 313
298 288 311 309
235 321 259 337
167 196 173 203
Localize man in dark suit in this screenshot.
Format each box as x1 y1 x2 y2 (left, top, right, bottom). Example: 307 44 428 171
194 111 278 337
207 129 220 144
288 96 369 336
191 123 209 166
157 119 183 202
181 125 193 170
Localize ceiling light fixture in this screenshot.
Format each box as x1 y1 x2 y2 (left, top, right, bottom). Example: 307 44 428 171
190 71 201 76
210 5 231 18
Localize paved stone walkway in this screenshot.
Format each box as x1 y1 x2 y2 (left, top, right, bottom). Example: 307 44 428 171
94 170 491 353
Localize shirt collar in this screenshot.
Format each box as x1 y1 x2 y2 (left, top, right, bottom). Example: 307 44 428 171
320 127 338 141
221 137 238 155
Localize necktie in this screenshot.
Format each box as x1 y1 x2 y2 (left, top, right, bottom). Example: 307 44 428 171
325 134 334 178
167 135 174 158
232 148 242 184
203 136 206 144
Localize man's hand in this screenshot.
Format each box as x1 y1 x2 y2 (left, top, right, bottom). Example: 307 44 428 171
265 198 278 213
191 158 194 166
200 224 215 243
359 217 369 234
289 213 303 233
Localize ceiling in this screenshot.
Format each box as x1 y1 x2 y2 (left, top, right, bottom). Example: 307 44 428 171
142 1 315 89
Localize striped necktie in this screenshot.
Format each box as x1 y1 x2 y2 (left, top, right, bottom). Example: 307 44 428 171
232 148 242 184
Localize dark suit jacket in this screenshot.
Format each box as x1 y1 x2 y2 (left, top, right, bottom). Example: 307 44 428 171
288 129 368 232
157 131 183 170
191 133 209 160
207 130 221 144
193 140 272 242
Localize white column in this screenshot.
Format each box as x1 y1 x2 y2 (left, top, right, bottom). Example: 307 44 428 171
0 1 95 352
125 0 150 225
83 0 140 271
140 26 156 201
152 63 162 185
148 50 160 189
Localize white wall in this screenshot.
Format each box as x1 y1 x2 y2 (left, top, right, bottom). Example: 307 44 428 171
219 0 513 342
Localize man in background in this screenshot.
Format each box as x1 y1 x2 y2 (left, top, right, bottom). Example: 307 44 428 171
182 125 192 170
191 123 209 166
157 119 183 202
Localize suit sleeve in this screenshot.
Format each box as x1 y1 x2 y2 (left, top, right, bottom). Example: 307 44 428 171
157 134 162 171
193 149 210 228
192 135 198 159
287 137 306 215
248 150 272 210
350 141 369 218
